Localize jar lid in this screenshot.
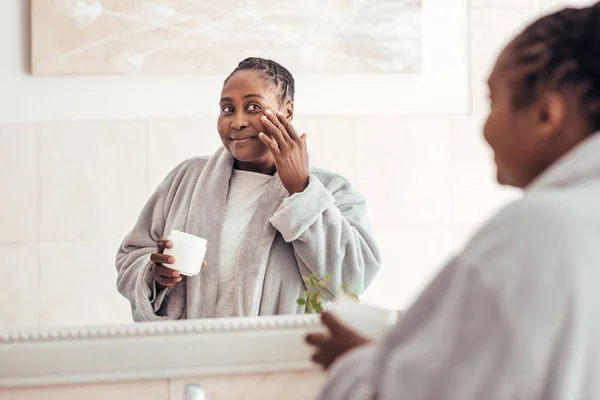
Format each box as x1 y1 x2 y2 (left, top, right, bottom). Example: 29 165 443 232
168 230 207 247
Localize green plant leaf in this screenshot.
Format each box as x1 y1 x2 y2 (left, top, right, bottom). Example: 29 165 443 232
300 274 358 313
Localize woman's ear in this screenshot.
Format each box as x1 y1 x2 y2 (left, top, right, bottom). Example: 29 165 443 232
535 91 567 139
285 101 294 121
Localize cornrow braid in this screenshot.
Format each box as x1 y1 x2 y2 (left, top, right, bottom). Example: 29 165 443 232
225 57 295 105
510 1 600 132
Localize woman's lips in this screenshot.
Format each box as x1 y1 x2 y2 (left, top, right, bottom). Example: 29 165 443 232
231 137 258 145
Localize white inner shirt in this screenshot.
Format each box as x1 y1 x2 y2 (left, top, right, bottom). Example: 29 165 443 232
215 168 273 317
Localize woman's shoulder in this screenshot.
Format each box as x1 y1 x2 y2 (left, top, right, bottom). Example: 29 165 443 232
160 155 213 186
459 190 594 279
481 191 589 240
175 156 212 172
171 147 228 176
309 167 355 191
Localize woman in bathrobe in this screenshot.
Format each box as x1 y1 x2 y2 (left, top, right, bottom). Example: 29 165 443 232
116 57 381 321
307 3 600 399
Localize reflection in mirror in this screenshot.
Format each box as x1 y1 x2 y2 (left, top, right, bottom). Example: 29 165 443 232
2 0 488 332
115 57 382 321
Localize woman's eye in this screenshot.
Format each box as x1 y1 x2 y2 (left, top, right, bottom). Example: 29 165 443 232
247 103 261 112
222 105 234 114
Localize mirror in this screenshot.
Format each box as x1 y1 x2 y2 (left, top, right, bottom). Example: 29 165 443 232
1 0 508 332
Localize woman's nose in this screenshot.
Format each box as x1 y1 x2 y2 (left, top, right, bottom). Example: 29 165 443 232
230 113 249 130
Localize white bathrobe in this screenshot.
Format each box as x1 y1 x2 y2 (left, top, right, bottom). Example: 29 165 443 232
116 147 381 321
320 134 600 400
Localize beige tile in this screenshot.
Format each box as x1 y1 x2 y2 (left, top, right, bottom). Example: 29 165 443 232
39 121 148 242
354 116 453 226
469 8 539 116
39 240 133 327
169 370 324 400
294 116 357 183
0 124 38 243
10 380 169 400
361 224 454 311
449 116 520 225
0 244 39 328
242 370 324 400
148 118 222 193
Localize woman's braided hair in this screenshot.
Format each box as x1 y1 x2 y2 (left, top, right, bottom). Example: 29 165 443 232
225 57 295 105
510 1 600 132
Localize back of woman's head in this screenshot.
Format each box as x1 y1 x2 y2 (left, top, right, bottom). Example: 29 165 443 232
510 1 600 133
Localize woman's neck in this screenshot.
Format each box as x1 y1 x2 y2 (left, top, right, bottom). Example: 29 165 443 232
234 159 277 175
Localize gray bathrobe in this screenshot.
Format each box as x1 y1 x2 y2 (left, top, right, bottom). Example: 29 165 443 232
116 147 381 321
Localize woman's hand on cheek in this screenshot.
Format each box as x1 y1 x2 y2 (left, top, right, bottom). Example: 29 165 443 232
259 109 310 195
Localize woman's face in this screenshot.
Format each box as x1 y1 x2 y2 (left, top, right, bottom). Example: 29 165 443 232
217 70 291 170
483 44 552 189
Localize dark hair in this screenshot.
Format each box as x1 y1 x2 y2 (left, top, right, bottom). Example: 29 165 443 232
224 57 295 105
510 1 600 132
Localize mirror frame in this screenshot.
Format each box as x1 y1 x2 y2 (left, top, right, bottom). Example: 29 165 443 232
1 315 321 389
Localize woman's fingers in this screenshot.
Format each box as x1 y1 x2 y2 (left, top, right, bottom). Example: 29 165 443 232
150 252 175 265
311 351 331 369
305 332 329 347
276 111 301 141
259 132 281 156
156 239 172 252
261 110 288 149
153 264 182 287
265 109 289 140
154 264 180 278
